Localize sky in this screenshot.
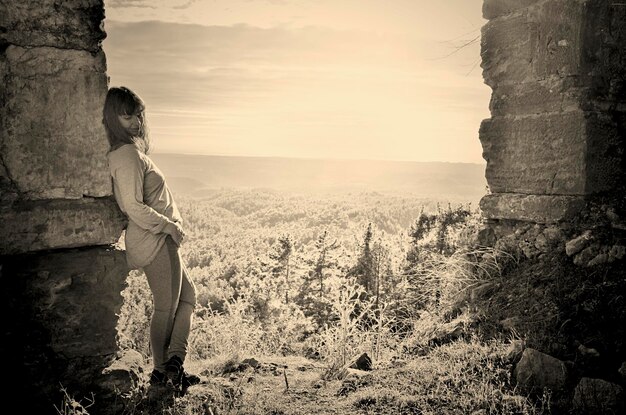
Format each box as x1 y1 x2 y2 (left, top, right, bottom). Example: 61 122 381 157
103 0 490 163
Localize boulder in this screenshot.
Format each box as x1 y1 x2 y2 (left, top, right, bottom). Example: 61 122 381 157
350 353 373 371
566 231 594 256
100 349 145 396
572 378 624 415
514 348 569 394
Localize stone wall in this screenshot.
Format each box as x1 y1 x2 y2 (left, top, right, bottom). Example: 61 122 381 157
479 0 626 264
478 2 626 410
0 0 128 413
0 0 126 253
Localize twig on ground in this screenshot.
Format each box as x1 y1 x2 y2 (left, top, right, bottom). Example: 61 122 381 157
283 368 290 392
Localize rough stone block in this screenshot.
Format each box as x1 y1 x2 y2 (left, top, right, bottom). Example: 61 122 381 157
0 197 127 255
489 77 626 117
481 0 606 86
482 0 544 20
480 194 585 223
489 77 584 116
480 113 585 194
0 45 111 201
0 245 129 413
528 0 586 81
480 111 622 195
484 1 626 107
481 0 584 87
481 0 626 88
0 0 105 52
481 11 537 88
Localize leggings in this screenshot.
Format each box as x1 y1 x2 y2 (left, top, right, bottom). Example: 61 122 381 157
143 235 196 372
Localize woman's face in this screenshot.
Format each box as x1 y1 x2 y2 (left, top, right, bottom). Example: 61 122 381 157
117 110 143 136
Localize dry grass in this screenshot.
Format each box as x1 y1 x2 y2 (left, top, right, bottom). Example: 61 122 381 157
96 336 544 415
348 337 548 415
404 246 518 314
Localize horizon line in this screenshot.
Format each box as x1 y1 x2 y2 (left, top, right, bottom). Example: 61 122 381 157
150 151 487 165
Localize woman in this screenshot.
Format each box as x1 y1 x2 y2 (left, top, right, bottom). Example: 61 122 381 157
103 86 199 389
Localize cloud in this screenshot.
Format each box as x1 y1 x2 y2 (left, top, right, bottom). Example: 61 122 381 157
105 19 481 107
102 19 489 162
106 0 156 9
241 0 291 4
103 20 453 72
105 22 374 109
126 25 463 87
171 0 201 10
107 0 204 11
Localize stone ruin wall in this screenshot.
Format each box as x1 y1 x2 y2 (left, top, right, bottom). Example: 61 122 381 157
0 0 624 413
0 0 128 412
479 0 626 265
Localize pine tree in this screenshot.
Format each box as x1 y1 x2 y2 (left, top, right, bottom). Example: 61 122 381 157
313 230 339 297
348 223 375 295
269 234 293 304
371 237 391 310
297 230 340 328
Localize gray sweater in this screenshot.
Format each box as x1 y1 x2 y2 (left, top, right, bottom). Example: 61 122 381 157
107 143 182 269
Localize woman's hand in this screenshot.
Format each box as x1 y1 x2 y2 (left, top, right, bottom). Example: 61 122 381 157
164 221 186 246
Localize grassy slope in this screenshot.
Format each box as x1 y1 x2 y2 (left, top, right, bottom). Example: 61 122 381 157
134 342 539 415
149 253 624 415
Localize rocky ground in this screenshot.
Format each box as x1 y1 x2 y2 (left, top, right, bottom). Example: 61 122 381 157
112 342 541 415
135 356 385 415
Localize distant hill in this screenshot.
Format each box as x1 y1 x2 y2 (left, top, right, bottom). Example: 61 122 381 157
150 153 487 200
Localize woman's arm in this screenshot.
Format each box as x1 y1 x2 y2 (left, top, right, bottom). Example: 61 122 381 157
111 148 175 234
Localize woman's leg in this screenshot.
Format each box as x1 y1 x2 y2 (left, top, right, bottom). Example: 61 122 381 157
143 236 183 372
167 254 197 362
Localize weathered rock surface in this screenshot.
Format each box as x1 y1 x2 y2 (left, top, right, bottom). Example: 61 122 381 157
0 197 127 255
572 377 625 415
0 245 128 414
480 194 585 223
480 0 625 225
0 1 130 414
100 349 145 397
481 1 626 89
349 353 373 371
0 45 111 201
565 231 594 256
488 76 585 117
514 348 569 394
564 235 626 267
0 0 106 52
482 0 543 20
480 112 621 195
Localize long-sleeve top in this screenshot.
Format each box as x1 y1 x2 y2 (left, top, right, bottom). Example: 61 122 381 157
107 143 182 270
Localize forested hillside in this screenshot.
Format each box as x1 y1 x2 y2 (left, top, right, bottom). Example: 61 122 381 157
118 188 480 352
